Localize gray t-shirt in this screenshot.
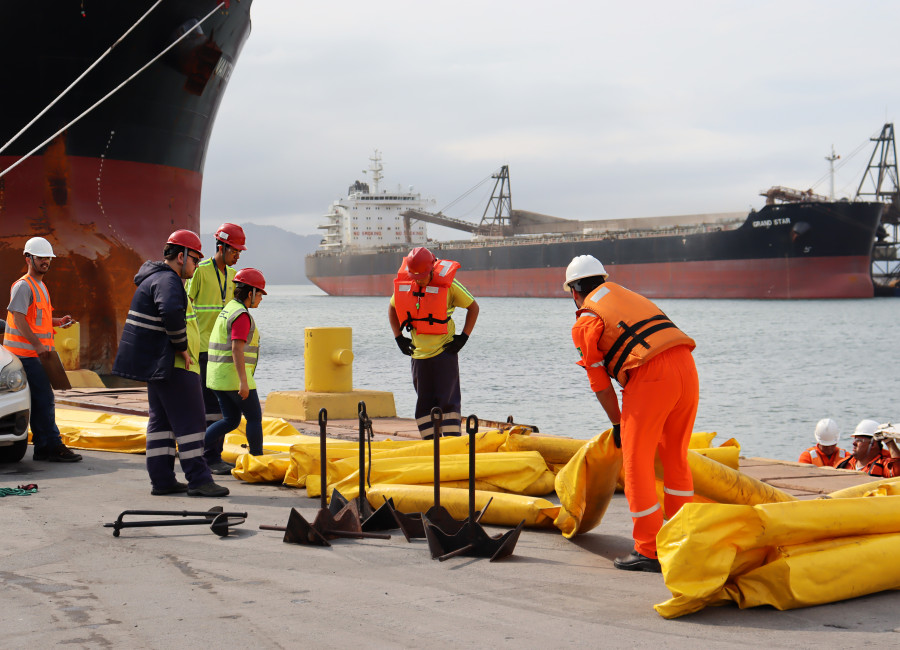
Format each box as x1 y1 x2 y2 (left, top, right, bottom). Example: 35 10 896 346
7 279 37 315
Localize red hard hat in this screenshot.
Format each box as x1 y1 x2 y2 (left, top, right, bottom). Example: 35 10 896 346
234 267 267 294
166 229 203 257
405 247 436 280
215 223 247 250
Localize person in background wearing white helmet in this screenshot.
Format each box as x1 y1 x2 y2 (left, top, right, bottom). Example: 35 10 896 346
564 254 698 573
798 418 850 467
3 237 82 462
186 223 247 445
112 230 228 497
836 419 900 477
203 268 267 474
389 246 479 439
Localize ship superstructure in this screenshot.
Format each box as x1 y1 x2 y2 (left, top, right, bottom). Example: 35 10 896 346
317 151 433 251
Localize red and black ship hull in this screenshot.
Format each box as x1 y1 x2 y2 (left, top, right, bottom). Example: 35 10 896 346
0 0 252 371
306 201 884 299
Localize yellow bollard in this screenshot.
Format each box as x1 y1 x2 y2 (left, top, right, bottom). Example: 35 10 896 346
53 322 106 388
263 326 396 421
305 327 353 392
54 322 80 370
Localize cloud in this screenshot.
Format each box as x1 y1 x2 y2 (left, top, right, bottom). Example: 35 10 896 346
200 0 900 235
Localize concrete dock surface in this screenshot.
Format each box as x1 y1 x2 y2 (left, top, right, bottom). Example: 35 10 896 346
4 445 900 648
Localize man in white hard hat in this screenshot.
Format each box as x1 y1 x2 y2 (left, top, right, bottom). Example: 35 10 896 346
798 418 850 467
3 237 82 462
836 419 900 476
563 254 699 573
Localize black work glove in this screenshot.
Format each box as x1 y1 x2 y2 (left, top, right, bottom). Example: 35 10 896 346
612 423 621 449
394 334 413 356
443 332 469 355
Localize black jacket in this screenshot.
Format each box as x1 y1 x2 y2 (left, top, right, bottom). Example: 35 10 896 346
112 262 188 382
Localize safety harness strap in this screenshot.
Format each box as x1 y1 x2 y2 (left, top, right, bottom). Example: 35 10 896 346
604 315 678 378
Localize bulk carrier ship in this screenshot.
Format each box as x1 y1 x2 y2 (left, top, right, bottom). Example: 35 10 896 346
307 128 899 299
0 0 252 372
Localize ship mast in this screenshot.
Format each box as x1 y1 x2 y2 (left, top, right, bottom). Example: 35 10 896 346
826 145 840 200
368 150 384 193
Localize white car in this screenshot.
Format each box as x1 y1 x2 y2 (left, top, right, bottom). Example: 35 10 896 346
0 344 31 463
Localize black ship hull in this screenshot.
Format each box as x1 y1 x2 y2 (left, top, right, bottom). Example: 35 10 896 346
306 202 884 299
0 0 252 371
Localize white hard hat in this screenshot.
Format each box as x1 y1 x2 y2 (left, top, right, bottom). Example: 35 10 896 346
564 255 608 292
853 419 881 438
814 418 839 445
24 237 55 258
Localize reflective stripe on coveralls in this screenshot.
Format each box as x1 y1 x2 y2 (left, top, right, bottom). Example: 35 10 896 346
620 345 699 559
146 368 212 490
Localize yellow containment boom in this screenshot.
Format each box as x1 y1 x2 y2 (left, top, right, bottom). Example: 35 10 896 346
554 429 792 538
655 496 900 618
367 484 560 529
313 451 556 500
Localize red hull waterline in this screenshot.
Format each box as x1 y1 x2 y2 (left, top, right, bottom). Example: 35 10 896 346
0 153 201 372
309 255 875 300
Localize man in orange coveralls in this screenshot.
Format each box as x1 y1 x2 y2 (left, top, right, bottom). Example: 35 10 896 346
564 255 699 572
797 418 850 467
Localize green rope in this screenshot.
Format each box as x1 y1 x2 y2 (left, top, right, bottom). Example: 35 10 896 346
0 485 37 497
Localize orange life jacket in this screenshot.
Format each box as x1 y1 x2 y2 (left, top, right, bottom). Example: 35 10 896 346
837 450 900 477
393 259 460 335
576 282 695 386
3 275 54 358
799 445 851 468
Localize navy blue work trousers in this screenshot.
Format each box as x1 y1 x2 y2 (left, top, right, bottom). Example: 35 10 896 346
198 352 224 425
411 352 462 438
146 368 212 490
204 389 263 464
20 356 63 453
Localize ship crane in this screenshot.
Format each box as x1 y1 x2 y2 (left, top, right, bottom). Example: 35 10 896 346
760 186 829 205
856 123 900 292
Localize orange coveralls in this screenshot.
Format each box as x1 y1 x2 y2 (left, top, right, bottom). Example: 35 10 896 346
798 445 850 468
573 287 699 559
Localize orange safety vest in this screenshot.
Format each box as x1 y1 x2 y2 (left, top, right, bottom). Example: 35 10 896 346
837 450 900 477
393 259 460 335
799 445 851 468
576 282 695 386
3 275 54 358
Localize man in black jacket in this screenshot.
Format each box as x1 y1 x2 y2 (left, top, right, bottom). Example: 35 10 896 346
113 230 228 497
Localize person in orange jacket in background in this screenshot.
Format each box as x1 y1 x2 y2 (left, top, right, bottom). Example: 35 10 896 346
564 255 699 573
798 418 850 467
836 419 900 477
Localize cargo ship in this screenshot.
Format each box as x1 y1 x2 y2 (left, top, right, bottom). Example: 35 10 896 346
307 132 898 299
0 1 252 372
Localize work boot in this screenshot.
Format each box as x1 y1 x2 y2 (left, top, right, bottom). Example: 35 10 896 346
187 481 229 497
613 551 661 573
35 444 83 462
150 481 189 496
208 461 235 475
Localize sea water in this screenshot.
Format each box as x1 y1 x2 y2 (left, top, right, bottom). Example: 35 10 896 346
251 285 899 461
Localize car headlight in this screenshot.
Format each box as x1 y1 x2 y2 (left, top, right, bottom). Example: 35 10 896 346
0 356 28 392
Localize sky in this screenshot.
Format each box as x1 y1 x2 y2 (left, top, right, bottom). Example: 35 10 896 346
199 0 900 238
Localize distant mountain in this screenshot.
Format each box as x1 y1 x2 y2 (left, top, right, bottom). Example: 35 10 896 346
200 223 320 284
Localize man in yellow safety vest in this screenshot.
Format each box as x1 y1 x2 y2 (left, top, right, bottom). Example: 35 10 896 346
186 223 247 445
